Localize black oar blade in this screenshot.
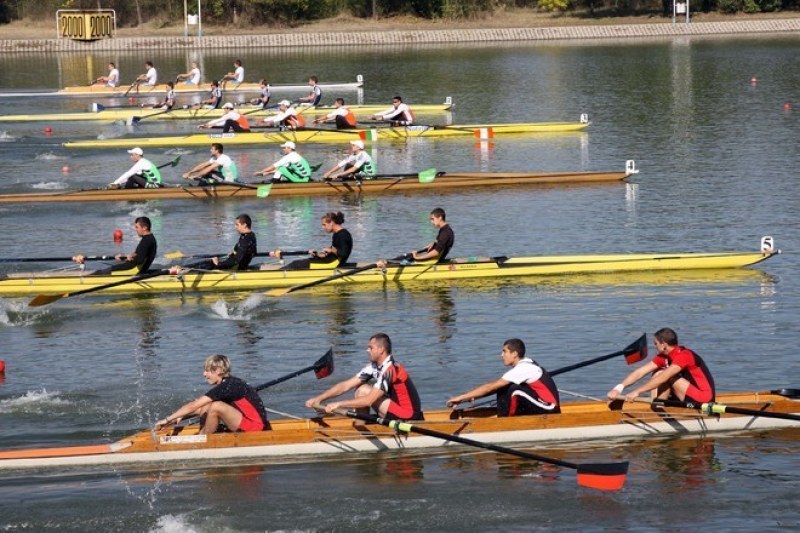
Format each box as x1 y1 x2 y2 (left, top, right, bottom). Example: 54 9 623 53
770 388 800 398
624 333 647 364
313 348 334 379
28 293 67 307
576 461 629 491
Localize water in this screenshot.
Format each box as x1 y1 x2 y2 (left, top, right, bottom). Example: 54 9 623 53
1 35 799 530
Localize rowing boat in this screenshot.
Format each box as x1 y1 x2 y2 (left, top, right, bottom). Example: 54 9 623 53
0 98 454 123
0 391 796 471
0 76 364 99
63 119 591 149
0 242 778 298
0 163 635 204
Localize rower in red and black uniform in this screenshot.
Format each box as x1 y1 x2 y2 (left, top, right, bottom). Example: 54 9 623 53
194 214 257 271
276 211 353 270
607 327 715 403
155 354 270 434
412 207 454 263
446 338 561 417
77 216 157 275
313 98 357 130
372 95 415 126
306 333 424 421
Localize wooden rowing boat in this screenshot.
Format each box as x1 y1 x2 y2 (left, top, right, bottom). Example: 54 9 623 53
0 164 635 204
0 243 778 298
0 391 796 471
63 119 591 149
0 76 364 99
0 98 454 123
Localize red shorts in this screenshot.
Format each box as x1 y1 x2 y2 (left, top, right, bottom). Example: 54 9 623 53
237 414 265 432
685 384 713 403
386 400 416 421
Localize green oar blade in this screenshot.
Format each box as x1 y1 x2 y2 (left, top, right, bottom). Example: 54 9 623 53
418 168 438 183
256 184 272 198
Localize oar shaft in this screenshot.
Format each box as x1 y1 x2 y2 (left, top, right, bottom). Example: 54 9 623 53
550 350 626 377
658 399 800 421
255 364 315 391
0 255 115 263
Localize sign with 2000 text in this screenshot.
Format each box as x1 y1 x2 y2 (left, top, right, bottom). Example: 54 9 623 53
57 10 116 41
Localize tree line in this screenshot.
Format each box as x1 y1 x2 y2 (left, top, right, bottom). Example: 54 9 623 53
1 0 797 26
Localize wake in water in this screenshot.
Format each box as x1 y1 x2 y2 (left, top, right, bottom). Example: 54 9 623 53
0 299 52 327
31 181 69 190
34 152 69 161
0 130 17 142
0 389 70 415
149 514 202 533
209 294 268 320
127 205 162 218
163 147 194 156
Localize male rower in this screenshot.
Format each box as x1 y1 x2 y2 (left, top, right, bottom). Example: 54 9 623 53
276 211 353 270
249 79 271 108
259 100 306 129
194 80 223 109
108 147 162 189
198 102 250 133
155 354 269 434
313 98 357 130
413 207 454 262
305 333 424 421
135 61 158 87
182 143 239 185
607 327 716 403
297 75 322 105
176 61 202 85
446 339 560 417
146 81 176 110
221 59 245 85
372 95 414 126
194 214 257 271
322 140 375 181
75 216 157 275
94 62 119 87
254 141 312 183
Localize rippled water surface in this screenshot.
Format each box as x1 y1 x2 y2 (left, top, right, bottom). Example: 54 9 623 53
1 36 799 531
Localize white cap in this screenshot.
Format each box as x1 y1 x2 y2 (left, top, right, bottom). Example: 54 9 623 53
127 147 144 156
222 102 234 109
280 141 296 150
350 140 365 150
279 99 291 107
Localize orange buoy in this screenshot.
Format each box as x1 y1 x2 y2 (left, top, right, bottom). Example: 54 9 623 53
0 359 6 374
784 102 791 110
45 127 53 133
750 77 757 84
113 229 123 242
61 165 69 173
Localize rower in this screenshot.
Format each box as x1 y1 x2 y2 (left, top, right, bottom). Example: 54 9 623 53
221 59 245 85
305 333 424 421
322 140 375 181
194 214 257 271
94 62 119 87
607 327 716 403
446 339 561 417
193 80 223 109
135 61 158 87
254 141 312 183
176 61 202 85
75 216 157 275
259 100 306 129
198 102 250 133
313 98 357 130
297 76 322 106
372 95 415 126
275 211 353 270
155 354 270 435
249 79 271 108
182 143 239 185
414 207 454 263
108 147 163 189
147 81 176 110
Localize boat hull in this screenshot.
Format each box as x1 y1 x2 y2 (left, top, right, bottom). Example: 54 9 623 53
0 392 796 471
0 251 776 297
0 169 631 204
63 121 591 148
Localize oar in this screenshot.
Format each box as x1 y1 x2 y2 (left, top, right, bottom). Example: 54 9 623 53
329 408 628 491
653 397 800 422
157 155 182 169
0 254 117 264
254 348 334 390
164 249 310 260
123 81 140 97
265 257 402 297
127 109 174 125
550 334 647 377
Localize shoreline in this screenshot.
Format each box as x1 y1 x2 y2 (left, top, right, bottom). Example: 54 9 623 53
1 18 799 52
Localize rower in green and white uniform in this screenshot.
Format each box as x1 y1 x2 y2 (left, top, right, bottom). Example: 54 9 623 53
182 143 239 185
322 140 376 181
254 141 312 183
109 147 162 189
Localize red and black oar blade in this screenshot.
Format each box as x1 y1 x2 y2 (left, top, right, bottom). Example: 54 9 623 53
624 334 648 364
313 348 334 379
576 462 629 491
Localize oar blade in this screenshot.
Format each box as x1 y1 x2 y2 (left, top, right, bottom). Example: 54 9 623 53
418 168 438 184
313 348 335 379
266 287 291 297
170 155 182 167
256 184 272 198
624 333 648 364
28 293 67 307
770 388 800 398
127 116 141 126
576 462 629 491
164 251 189 259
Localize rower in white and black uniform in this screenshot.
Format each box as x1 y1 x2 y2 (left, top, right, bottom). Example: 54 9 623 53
148 82 176 110
277 211 353 270
372 95 415 126
195 80 223 109
249 79 271 108
446 338 561 417
298 76 322 106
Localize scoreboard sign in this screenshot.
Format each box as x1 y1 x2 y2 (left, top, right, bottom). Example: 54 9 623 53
57 10 116 41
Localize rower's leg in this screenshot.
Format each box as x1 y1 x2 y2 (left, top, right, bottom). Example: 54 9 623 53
200 401 243 434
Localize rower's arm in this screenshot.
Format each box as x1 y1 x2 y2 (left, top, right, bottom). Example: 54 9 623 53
155 395 213 429
607 361 658 399
412 246 439 261
305 375 362 409
627 364 682 399
446 378 509 407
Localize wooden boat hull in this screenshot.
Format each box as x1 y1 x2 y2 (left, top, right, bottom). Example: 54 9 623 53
0 100 453 123
0 249 777 298
63 120 591 149
0 168 633 204
0 77 364 99
0 392 796 471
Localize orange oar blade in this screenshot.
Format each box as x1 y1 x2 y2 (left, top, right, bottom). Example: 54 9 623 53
576 462 629 491
313 348 334 379
624 334 648 364
28 293 67 307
